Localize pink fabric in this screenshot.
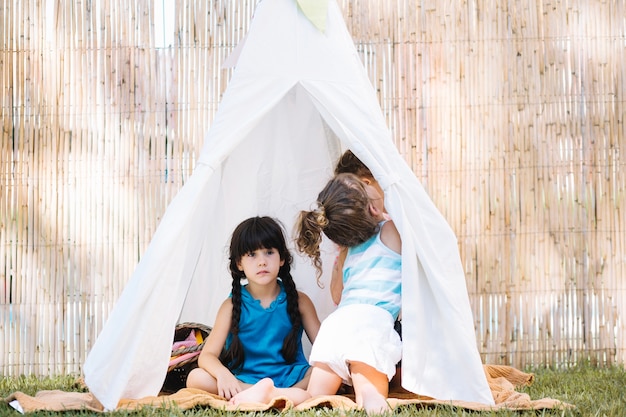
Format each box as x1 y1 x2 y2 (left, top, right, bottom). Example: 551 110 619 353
172 330 197 351
168 351 201 367
172 340 197 351
168 329 202 367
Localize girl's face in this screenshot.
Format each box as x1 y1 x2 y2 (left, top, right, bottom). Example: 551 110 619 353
237 247 284 286
362 177 384 205
364 182 385 215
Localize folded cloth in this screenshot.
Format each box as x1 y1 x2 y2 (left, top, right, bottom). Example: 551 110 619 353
171 329 198 351
171 340 197 352
4 390 104 413
168 329 204 367
168 351 202 368
4 365 573 413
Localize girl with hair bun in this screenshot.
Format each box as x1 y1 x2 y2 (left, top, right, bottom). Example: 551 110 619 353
295 173 402 414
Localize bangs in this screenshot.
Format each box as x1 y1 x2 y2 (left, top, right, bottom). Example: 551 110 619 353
234 217 285 255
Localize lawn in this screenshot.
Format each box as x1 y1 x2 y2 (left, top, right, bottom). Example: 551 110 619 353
2 362 625 416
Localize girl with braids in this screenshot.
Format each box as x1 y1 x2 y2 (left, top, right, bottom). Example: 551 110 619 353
295 173 402 414
186 216 320 405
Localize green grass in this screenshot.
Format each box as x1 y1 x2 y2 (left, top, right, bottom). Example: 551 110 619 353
2 362 625 416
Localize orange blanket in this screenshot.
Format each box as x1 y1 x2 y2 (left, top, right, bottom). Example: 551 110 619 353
5 365 572 413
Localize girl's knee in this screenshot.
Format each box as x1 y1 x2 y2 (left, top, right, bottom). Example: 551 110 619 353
307 365 343 396
348 361 389 397
185 368 201 388
186 367 214 391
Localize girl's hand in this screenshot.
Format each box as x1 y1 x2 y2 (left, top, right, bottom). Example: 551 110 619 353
215 371 243 400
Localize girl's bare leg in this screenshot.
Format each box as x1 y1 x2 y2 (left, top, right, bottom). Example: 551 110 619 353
230 368 313 406
186 367 219 393
231 364 345 406
349 361 390 414
306 363 343 397
229 378 311 405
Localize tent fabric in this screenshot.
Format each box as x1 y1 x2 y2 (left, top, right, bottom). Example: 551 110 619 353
83 0 494 410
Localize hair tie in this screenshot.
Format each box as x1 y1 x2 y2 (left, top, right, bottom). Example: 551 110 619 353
314 205 328 228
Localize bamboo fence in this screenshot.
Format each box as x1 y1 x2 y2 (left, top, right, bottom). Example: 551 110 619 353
1 0 624 376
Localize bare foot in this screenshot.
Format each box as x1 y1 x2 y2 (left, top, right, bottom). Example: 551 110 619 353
229 378 275 405
359 389 391 415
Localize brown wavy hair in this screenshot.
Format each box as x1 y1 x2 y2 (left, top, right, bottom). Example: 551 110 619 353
334 150 374 180
295 173 380 284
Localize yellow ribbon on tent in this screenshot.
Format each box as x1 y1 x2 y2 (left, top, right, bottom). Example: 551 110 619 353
296 0 329 32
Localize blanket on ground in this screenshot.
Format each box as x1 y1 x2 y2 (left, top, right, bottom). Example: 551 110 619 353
5 365 572 413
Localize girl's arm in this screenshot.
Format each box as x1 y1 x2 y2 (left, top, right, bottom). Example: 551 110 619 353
297 291 320 344
380 220 402 254
330 246 347 305
196 298 243 399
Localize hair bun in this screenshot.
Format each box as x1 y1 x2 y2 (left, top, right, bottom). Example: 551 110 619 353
314 205 328 228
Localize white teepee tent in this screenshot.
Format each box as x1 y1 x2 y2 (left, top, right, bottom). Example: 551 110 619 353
83 0 494 410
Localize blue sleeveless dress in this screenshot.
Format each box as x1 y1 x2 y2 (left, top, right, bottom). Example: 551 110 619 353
226 282 309 388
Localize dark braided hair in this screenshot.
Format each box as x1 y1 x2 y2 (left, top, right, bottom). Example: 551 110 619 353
219 216 303 371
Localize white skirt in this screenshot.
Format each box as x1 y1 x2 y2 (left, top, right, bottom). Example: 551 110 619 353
309 304 402 385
